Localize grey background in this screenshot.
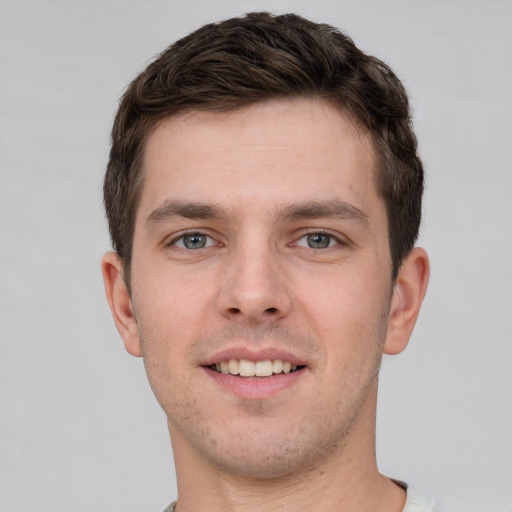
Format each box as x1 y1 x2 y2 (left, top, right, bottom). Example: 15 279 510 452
1 1 511 511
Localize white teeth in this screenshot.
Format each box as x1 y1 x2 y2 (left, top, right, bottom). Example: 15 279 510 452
228 359 239 375
255 360 273 377
239 359 255 377
272 360 283 373
212 358 302 377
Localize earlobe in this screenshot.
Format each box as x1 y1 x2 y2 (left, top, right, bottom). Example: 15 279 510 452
384 247 430 355
101 252 142 357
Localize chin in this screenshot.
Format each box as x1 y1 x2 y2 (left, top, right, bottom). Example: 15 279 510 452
204 438 314 480
183 414 347 481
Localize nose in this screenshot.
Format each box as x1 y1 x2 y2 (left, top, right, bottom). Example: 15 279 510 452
216 239 292 324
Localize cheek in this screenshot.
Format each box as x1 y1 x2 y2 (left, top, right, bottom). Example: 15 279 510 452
293 265 391 355
134 260 215 322
133 284 201 413
131 268 212 382
296 264 387 319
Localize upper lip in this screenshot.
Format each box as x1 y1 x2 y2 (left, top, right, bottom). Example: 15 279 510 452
201 346 308 367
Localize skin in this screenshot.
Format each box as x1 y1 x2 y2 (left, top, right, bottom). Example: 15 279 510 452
102 98 429 512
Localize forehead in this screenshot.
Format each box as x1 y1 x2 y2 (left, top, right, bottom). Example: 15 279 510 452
138 98 381 222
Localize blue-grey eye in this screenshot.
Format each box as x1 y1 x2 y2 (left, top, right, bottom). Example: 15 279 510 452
295 232 339 249
307 233 332 248
178 233 210 249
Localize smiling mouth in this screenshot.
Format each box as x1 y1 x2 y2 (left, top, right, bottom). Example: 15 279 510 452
208 359 305 378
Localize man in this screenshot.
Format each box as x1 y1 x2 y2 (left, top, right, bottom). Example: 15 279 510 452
102 12 431 512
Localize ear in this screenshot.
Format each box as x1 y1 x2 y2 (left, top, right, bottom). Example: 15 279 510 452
384 247 430 355
101 252 142 357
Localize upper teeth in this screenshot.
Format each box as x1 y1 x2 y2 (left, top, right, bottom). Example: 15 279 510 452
214 359 298 377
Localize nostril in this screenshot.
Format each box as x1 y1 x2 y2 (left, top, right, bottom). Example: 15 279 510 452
265 307 278 314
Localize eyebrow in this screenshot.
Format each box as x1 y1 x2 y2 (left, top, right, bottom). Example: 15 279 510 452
145 200 228 227
277 200 369 225
145 198 369 228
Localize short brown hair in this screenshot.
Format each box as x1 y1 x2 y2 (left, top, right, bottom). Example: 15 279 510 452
104 12 423 286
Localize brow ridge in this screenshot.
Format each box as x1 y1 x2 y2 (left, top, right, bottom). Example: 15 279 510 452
145 198 369 227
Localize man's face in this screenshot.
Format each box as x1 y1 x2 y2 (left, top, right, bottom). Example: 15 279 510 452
124 98 399 477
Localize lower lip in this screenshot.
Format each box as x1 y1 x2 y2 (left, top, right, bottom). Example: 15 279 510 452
204 367 306 399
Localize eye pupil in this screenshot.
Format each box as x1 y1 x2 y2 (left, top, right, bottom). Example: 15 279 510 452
183 233 206 249
307 233 330 248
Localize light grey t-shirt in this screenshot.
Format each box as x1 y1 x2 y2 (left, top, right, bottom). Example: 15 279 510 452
163 489 438 511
